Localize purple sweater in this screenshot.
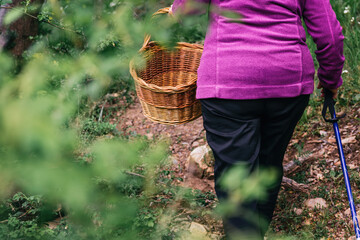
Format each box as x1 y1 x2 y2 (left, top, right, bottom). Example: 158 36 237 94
171 0 345 99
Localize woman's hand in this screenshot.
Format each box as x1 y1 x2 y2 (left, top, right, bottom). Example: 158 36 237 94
317 82 339 99
168 5 174 16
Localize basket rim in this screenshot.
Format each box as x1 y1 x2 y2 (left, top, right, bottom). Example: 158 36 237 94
141 40 204 52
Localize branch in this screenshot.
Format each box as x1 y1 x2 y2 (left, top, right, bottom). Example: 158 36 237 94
125 171 145 178
283 149 324 175
0 6 83 36
282 176 310 193
0 208 32 224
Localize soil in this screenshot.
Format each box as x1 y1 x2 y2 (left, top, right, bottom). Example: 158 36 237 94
117 97 214 192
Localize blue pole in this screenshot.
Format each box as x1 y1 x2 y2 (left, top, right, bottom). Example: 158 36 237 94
332 111 360 239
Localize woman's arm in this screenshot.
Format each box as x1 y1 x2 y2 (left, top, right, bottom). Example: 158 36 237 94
302 0 345 91
171 0 210 16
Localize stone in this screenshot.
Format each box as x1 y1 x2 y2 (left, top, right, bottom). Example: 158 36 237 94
302 219 311 226
209 234 222 240
189 222 207 235
342 136 356 144
167 155 178 165
187 145 215 179
192 141 200 148
304 198 327 210
348 216 360 229
319 130 328 137
145 133 153 140
294 208 303 215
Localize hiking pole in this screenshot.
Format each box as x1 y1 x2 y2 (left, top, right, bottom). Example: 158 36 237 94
322 88 360 239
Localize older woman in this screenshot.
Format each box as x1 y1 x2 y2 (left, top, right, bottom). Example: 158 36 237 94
170 0 344 239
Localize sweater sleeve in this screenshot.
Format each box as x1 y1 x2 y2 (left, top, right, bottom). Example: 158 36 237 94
171 0 210 16
302 0 345 89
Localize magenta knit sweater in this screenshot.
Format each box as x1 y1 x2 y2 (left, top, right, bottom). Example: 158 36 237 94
171 0 345 100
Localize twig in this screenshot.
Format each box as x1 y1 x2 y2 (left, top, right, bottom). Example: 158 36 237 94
0 208 32 224
282 176 310 193
283 149 325 175
98 99 107 122
125 171 145 178
0 6 83 35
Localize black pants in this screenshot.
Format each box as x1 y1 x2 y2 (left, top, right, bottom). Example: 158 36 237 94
200 95 310 240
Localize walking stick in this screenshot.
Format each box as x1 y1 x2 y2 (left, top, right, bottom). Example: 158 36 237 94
322 89 360 239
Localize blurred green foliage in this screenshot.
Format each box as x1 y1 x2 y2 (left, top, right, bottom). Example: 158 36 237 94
0 0 359 239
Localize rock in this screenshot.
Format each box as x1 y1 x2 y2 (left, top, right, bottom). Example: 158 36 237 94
319 130 328 137
187 145 214 180
348 215 360 229
342 136 356 144
209 234 222 240
345 208 351 216
294 208 303 215
189 222 207 235
316 173 324 180
304 198 327 210
192 141 200 148
302 219 311 225
145 133 154 140
168 155 178 165
345 207 360 218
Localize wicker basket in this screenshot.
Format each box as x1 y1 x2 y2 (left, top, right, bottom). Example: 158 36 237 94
129 7 203 125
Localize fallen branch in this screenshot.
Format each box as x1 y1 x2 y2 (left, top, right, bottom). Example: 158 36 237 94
0 208 32 224
283 149 324 175
282 176 310 193
125 171 145 178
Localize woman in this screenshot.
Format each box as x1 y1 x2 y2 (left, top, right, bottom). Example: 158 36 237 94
170 0 345 239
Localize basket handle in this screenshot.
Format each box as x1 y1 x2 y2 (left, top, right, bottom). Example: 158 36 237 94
140 7 173 52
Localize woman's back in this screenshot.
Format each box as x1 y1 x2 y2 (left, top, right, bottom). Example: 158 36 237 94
171 0 345 99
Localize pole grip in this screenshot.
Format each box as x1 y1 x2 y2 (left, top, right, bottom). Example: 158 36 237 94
321 88 345 123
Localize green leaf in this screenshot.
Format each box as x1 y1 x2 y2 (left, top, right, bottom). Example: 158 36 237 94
0 0 13 6
4 7 24 25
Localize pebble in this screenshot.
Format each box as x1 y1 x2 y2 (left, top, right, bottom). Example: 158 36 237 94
146 133 154 140
304 198 327 210
189 222 207 234
294 208 303 215
320 130 328 137
192 141 200 148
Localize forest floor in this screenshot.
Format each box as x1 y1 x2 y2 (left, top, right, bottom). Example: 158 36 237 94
115 97 360 239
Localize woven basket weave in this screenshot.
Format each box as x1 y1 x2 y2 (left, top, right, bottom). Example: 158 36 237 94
129 7 203 125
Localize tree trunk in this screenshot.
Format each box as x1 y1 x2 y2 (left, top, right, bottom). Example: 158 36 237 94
0 0 44 57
